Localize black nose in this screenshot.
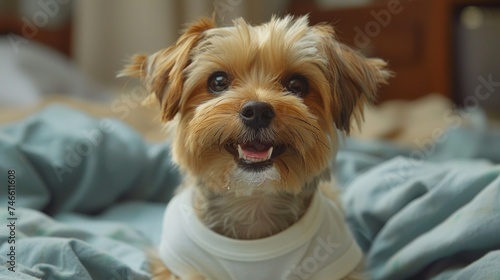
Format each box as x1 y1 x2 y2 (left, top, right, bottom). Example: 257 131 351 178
240 101 275 129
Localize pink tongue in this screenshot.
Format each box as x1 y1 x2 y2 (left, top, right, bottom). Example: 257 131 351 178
242 149 269 159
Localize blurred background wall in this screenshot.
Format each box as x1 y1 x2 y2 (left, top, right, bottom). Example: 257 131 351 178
72 0 290 88
1 0 499 115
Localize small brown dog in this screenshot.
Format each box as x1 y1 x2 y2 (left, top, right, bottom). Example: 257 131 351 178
122 15 390 280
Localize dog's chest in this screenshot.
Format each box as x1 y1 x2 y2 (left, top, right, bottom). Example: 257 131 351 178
158 188 363 280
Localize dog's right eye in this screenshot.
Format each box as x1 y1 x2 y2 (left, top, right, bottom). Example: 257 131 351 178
208 72 230 94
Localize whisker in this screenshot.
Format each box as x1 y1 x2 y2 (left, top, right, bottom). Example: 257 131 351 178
215 125 227 146
280 116 330 151
282 115 318 131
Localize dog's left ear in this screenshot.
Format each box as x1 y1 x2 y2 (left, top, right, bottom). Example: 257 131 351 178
313 24 392 133
120 17 216 122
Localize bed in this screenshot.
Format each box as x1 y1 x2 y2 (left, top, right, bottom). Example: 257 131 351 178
1 38 500 280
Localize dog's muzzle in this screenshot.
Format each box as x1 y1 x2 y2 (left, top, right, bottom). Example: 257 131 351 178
221 101 284 171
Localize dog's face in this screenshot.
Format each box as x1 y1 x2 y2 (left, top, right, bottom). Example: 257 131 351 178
122 16 390 194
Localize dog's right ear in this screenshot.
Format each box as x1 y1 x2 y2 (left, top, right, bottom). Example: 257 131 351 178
119 17 216 122
312 24 392 134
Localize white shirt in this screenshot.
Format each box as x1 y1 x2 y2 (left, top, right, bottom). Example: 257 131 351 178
159 187 363 280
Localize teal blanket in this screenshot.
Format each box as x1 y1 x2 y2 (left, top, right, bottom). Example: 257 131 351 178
1 105 499 280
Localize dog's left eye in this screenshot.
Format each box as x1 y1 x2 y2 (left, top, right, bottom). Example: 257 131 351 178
208 72 230 94
285 75 309 98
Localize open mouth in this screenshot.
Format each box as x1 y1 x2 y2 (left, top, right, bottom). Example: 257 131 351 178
225 141 286 172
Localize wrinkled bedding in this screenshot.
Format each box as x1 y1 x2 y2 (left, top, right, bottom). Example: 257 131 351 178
1 105 499 280
0 106 179 279
338 138 500 280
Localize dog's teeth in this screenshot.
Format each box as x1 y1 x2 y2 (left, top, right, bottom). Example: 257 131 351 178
237 144 244 159
237 145 274 163
265 147 273 161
